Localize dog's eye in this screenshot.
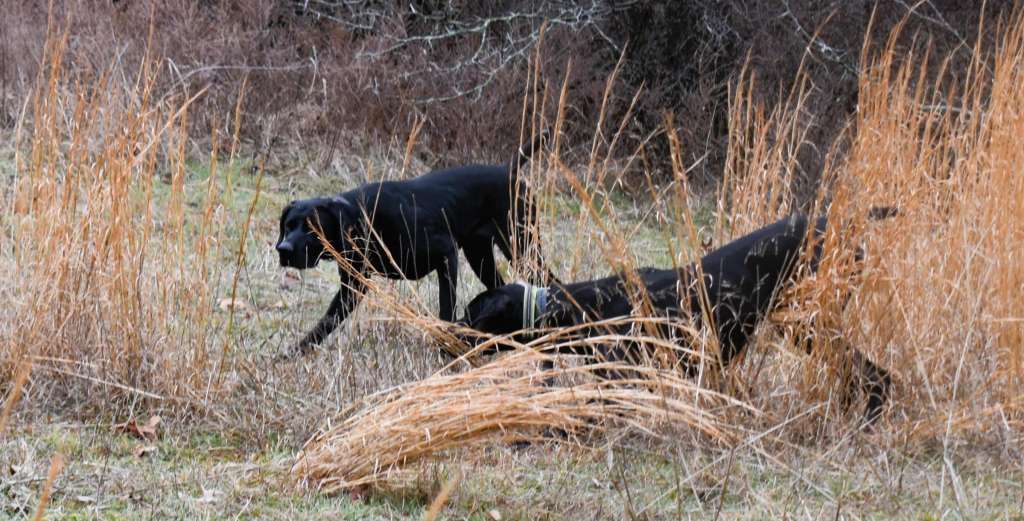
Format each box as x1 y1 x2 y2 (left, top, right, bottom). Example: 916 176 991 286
286 214 308 227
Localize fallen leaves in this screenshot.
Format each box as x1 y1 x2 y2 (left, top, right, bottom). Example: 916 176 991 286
219 296 286 315
113 415 161 441
114 416 162 459
279 270 301 289
218 298 249 312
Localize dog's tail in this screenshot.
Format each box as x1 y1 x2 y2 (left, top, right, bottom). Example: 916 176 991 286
509 130 548 177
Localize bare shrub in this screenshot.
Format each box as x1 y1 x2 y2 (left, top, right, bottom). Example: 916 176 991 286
3 2 1015 186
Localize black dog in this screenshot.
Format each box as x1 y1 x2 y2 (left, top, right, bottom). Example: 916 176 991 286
276 137 557 357
458 211 895 423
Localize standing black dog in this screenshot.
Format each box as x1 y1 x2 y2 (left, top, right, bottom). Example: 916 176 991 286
276 137 557 357
458 211 895 422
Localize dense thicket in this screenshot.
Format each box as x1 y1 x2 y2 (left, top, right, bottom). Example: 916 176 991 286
0 1 1012 187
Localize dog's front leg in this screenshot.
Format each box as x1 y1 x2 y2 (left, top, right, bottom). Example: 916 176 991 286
285 270 366 358
436 251 459 323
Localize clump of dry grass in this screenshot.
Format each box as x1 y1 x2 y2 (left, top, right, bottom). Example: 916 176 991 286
292 347 752 493
708 8 1024 438
0 363 30 439
1 22 244 411
826 10 1024 439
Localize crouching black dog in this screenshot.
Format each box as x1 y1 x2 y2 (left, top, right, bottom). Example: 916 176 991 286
458 211 895 423
276 136 558 357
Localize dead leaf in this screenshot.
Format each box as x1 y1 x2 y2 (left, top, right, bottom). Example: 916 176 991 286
348 486 367 501
280 270 301 289
218 298 248 312
195 486 222 504
487 509 503 521
114 415 161 441
133 445 157 458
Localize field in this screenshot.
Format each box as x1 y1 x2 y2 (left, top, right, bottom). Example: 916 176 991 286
2 11 1024 521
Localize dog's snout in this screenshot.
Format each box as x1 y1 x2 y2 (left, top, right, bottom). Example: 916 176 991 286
276 241 293 254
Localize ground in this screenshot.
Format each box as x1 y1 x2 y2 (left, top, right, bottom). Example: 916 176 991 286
3 422 1022 519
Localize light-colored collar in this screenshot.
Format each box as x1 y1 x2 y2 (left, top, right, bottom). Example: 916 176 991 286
517 282 549 330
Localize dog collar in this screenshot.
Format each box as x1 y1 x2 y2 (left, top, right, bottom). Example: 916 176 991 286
520 283 549 330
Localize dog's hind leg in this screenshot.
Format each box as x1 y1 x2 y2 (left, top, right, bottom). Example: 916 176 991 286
796 331 891 425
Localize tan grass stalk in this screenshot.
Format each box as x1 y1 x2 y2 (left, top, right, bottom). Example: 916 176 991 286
3 23 226 407
0 362 31 439
31 453 64 521
217 149 267 382
400 115 425 178
423 476 459 521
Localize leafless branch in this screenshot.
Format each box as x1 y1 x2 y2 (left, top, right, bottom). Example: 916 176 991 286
291 1 629 104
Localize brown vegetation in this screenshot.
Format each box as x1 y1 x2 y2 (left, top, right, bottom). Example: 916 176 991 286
0 2 1022 516
1 2 1015 185
292 349 751 492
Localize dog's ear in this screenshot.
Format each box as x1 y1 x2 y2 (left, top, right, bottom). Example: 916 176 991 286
325 195 361 235
279 200 296 222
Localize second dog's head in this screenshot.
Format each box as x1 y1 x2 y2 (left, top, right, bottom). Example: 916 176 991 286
275 196 358 269
457 283 549 348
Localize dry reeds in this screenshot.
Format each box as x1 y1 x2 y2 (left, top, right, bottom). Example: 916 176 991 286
292 348 753 493
1 21 233 410
710 8 1024 437
0 363 31 439
824 9 1024 438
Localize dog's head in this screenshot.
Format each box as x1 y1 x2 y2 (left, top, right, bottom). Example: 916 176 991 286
275 196 357 269
456 283 536 348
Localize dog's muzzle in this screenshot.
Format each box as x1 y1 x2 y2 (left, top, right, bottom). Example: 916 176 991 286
276 241 309 268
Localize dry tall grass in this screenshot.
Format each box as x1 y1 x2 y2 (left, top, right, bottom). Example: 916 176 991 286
826 12 1024 439
1 26 239 411
1 4 1022 505
686 9 1024 439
